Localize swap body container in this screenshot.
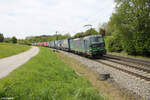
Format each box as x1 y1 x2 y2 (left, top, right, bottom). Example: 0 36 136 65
61 39 70 51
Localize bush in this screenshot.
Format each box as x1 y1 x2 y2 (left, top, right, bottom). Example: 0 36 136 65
104 36 113 50
12 36 17 43
134 32 150 56
121 32 150 56
123 40 136 55
105 34 122 52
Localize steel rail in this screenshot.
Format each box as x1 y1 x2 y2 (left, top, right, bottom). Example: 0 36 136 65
104 55 150 67
94 60 150 81
103 57 150 73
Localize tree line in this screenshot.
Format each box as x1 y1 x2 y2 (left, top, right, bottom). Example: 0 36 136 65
22 28 103 45
0 33 17 44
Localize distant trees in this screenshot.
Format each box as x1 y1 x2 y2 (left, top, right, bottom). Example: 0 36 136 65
0 33 18 44
4 38 11 43
74 32 84 38
84 28 98 36
12 36 17 43
0 33 4 42
25 33 71 44
73 28 98 38
4 37 18 43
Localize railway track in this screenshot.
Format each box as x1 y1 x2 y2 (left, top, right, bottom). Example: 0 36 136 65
93 55 150 82
95 60 150 81
104 54 150 67
102 57 150 73
55 49 150 82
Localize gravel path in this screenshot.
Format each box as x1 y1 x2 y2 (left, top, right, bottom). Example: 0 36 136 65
0 46 39 79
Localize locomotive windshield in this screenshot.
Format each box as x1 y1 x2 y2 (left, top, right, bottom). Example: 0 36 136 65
91 37 104 44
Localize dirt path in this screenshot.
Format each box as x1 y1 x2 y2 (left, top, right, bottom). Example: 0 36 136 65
0 46 39 79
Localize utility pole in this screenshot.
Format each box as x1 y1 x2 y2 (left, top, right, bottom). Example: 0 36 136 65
56 31 58 40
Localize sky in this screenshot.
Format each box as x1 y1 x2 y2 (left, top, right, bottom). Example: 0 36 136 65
0 0 115 39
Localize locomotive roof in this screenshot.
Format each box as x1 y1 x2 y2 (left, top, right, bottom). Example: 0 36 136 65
71 35 102 40
83 35 102 39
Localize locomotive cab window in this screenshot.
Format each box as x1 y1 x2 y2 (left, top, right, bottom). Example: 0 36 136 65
91 37 104 44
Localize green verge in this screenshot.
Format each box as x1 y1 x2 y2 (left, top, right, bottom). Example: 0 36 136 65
0 47 104 100
0 43 30 59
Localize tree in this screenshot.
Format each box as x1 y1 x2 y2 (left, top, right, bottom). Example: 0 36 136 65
0 33 4 42
99 28 106 36
74 32 84 38
12 36 17 43
99 23 111 36
108 0 150 55
84 28 98 36
73 28 98 38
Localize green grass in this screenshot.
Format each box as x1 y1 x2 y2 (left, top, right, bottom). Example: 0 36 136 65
0 47 104 100
0 43 30 59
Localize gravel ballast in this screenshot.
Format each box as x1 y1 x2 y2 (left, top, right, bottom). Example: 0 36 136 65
59 50 150 100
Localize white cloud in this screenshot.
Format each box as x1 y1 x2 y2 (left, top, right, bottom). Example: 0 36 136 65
0 0 115 39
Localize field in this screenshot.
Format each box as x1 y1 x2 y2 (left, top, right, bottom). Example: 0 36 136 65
0 47 104 100
0 43 30 59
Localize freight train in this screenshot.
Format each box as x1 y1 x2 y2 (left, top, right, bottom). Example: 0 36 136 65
32 35 106 57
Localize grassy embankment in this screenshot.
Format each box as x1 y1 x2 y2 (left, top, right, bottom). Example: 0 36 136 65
56 52 140 100
0 47 104 100
0 43 30 59
104 36 150 61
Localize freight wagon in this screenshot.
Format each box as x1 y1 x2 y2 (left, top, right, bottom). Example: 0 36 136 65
61 39 70 51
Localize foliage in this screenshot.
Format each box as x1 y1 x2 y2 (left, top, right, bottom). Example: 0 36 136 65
84 28 98 36
26 33 71 43
99 28 105 36
4 38 12 43
108 0 150 56
73 28 99 38
0 43 30 59
104 36 113 50
17 39 31 45
0 47 104 100
12 36 17 43
0 33 4 42
105 34 122 52
99 23 112 36
74 32 84 38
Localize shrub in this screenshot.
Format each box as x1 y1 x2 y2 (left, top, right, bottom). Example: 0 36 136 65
123 40 136 55
105 34 122 52
12 36 17 43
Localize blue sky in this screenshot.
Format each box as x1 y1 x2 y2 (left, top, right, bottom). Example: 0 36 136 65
0 0 115 39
